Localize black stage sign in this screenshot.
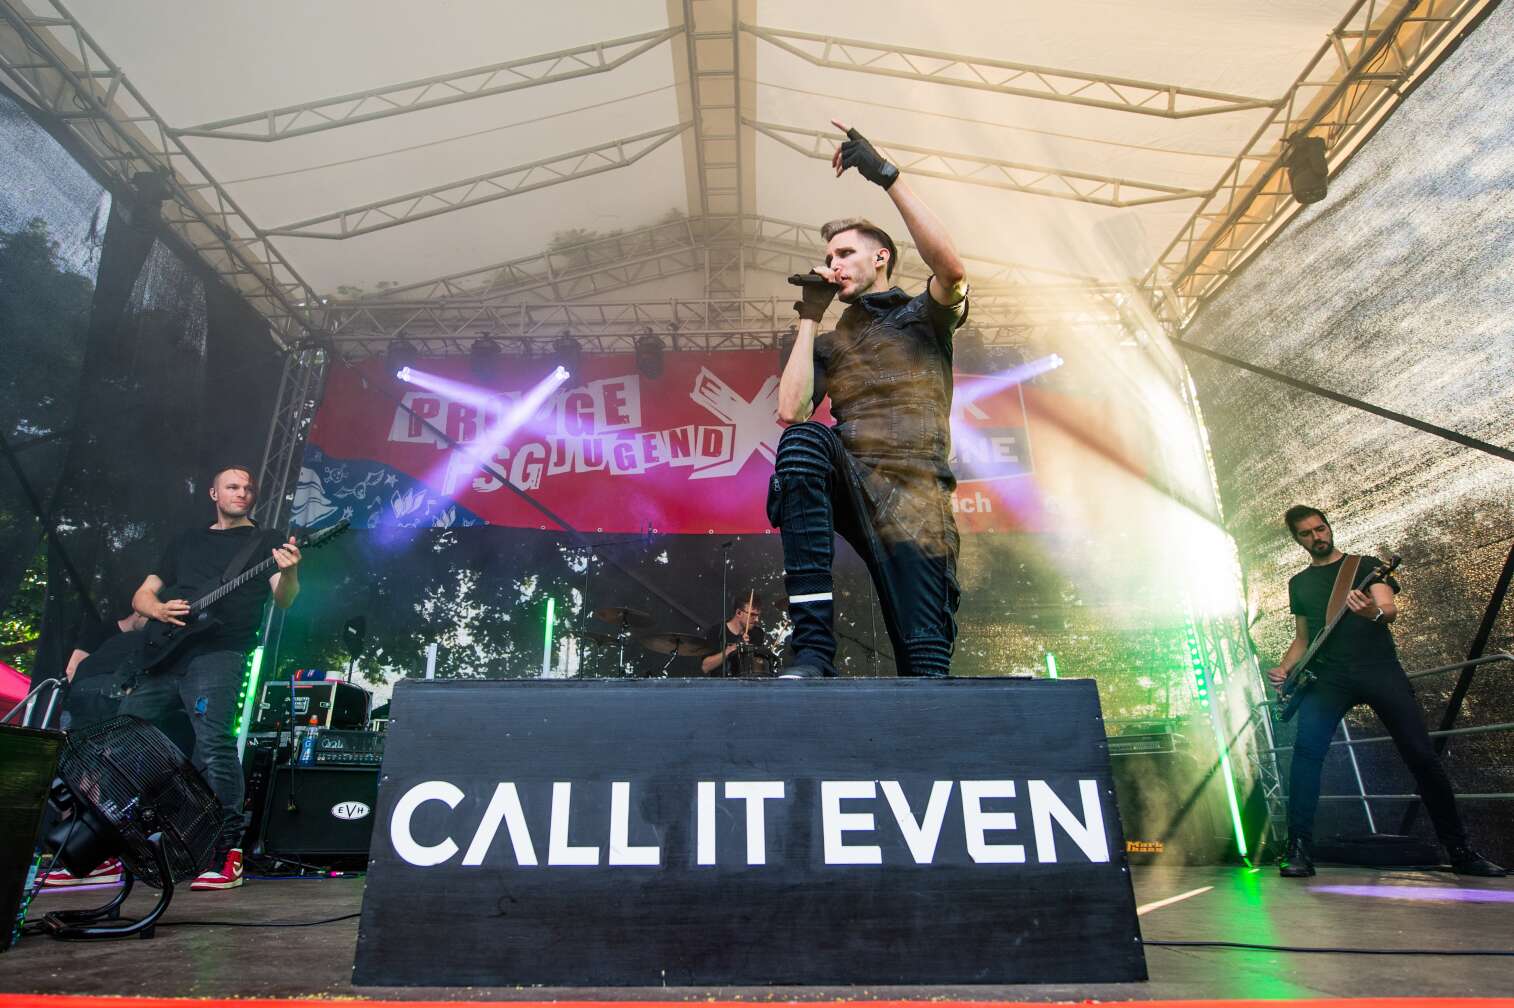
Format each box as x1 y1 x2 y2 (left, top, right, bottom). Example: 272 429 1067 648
353 678 1146 986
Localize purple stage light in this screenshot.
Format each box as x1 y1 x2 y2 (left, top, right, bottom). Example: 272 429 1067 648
1311 883 1514 903
421 364 573 495
393 366 509 410
957 353 1064 404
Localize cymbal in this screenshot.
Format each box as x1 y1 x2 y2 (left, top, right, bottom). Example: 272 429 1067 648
638 631 717 657
593 605 653 628
569 629 622 645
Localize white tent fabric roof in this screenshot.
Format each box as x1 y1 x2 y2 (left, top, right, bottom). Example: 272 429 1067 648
52 0 1361 304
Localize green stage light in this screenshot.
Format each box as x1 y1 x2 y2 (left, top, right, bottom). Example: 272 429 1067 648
234 645 264 744
1044 652 1058 679
1184 610 1248 859
541 597 556 678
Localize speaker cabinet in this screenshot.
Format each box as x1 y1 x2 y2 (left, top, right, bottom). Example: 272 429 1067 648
258 765 378 859
0 724 65 952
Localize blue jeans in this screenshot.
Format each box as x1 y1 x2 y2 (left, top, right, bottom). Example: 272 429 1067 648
767 421 960 676
119 647 248 855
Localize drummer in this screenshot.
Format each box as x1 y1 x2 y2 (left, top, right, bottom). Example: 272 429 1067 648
700 594 767 676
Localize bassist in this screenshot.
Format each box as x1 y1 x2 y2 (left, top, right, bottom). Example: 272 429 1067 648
1266 505 1501 879
124 465 301 891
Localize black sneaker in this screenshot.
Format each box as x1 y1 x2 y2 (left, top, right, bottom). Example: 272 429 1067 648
1447 846 1506 877
1279 835 1315 878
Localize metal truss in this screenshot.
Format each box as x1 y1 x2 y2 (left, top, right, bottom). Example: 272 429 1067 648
178 27 681 142
0 0 321 349
267 123 691 240
735 213 1106 287
742 24 1278 119
749 120 1209 208
675 0 756 301
254 346 329 529
1243 698 1290 859
346 213 1101 309
323 292 1123 355
1142 0 1495 326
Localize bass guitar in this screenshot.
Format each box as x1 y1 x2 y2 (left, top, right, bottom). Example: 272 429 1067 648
139 520 350 673
1276 552 1401 722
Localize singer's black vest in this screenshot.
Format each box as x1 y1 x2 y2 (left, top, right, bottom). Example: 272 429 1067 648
813 286 960 490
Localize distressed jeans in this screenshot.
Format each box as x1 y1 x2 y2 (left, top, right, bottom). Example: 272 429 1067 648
767 421 960 676
119 647 247 855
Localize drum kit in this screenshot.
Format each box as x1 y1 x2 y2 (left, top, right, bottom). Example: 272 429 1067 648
564 604 783 678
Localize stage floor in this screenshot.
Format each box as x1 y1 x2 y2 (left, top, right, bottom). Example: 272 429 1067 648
0 865 1510 1005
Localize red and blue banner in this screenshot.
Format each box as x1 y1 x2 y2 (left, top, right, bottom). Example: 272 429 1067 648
295 351 1046 535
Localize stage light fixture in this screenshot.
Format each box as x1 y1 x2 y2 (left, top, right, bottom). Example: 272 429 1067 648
469 336 503 379
1283 131 1328 205
954 327 988 374
634 330 665 379
387 339 420 380
987 344 1026 372
552 334 582 383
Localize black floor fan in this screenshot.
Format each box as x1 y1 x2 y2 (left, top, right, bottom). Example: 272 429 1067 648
36 715 222 940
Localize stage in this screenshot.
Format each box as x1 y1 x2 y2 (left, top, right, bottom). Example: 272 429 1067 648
1 866 1510 1006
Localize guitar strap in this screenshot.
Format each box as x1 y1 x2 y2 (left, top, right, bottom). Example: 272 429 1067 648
219 527 269 587
1325 554 1363 624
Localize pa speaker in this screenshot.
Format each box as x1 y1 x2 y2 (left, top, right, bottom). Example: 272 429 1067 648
0 724 66 951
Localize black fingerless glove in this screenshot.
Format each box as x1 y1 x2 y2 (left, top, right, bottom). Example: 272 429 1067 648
838 128 898 190
788 271 840 322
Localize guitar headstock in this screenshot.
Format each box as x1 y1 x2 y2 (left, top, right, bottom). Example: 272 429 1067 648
291 518 352 550
1364 552 1403 585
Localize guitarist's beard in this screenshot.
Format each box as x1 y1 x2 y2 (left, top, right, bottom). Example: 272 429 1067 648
1308 539 1334 558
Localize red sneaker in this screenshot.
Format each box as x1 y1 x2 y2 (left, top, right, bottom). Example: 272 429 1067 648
190 848 244 891
40 857 124 889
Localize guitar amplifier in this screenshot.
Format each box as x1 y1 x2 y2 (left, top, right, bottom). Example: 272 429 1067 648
310 729 385 766
259 765 379 859
253 680 371 732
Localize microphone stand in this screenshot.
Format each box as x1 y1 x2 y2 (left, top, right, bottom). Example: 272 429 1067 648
719 540 733 677
286 670 300 813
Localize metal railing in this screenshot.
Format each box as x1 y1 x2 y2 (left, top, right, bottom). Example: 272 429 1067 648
1 676 64 729
1256 653 1513 825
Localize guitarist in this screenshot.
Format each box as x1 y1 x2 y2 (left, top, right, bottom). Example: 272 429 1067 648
1266 505 1503 879
122 465 302 891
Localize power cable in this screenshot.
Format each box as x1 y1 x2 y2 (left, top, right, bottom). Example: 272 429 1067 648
156 911 360 929
1146 938 1514 957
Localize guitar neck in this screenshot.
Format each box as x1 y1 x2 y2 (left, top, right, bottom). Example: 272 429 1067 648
193 551 278 611
185 520 347 614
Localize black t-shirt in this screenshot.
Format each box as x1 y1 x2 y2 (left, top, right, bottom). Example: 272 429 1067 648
1288 555 1401 677
703 622 770 676
74 613 121 654
155 524 283 653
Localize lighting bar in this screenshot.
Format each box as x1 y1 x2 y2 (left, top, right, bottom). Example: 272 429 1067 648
541 597 556 678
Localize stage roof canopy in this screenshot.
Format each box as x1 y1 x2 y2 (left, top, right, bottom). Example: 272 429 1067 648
0 0 1490 348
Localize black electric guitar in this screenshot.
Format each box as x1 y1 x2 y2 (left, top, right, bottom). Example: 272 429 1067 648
138 520 350 673
1276 552 1401 722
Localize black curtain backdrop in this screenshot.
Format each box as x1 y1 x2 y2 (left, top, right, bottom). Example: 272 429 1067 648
0 87 284 684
